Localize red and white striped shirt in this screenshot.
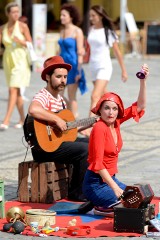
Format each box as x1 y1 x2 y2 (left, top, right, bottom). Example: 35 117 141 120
32 88 66 112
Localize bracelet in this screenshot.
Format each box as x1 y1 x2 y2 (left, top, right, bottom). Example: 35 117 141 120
66 225 91 236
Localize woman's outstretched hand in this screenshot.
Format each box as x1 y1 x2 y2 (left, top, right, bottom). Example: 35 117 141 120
141 63 149 79
121 69 128 82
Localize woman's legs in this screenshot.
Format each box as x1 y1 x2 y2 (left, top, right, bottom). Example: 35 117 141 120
60 90 70 108
60 88 78 119
83 171 126 208
80 79 108 137
16 89 25 124
67 83 78 118
2 87 24 126
89 79 109 117
2 87 18 125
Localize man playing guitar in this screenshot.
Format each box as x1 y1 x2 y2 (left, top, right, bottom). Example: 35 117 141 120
24 56 91 202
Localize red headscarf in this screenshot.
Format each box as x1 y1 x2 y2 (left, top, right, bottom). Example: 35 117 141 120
91 92 124 118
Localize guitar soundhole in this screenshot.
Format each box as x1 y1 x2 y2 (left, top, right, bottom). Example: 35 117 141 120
53 128 63 137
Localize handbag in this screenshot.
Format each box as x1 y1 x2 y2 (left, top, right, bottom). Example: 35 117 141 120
83 37 90 64
26 41 37 64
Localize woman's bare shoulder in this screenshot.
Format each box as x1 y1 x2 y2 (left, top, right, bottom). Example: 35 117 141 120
75 26 83 35
18 21 28 31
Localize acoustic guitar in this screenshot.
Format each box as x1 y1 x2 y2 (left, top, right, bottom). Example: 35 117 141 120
25 109 97 152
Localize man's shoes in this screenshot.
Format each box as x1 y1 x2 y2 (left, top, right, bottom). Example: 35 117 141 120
68 194 88 202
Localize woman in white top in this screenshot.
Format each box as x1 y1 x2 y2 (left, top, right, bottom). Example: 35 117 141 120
88 5 128 118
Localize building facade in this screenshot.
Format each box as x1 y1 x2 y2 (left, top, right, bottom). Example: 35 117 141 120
1 0 160 30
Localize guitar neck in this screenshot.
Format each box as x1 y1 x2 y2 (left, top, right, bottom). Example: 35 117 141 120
67 117 96 130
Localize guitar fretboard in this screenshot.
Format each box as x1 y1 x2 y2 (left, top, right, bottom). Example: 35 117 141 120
66 117 96 130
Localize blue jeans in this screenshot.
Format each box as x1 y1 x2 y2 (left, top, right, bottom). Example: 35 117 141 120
82 170 126 208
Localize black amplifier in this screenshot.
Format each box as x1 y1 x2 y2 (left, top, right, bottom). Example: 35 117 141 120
114 203 155 233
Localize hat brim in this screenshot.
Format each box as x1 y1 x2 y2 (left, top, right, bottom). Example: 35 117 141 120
91 92 124 118
41 63 72 80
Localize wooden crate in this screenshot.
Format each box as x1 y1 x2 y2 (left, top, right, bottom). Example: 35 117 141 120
18 161 71 203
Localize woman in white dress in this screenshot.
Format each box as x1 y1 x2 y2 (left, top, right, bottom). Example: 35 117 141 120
87 5 128 118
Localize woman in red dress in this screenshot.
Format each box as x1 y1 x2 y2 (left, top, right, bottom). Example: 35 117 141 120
82 64 149 208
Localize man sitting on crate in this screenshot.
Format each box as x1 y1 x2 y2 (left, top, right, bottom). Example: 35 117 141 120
23 56 92 202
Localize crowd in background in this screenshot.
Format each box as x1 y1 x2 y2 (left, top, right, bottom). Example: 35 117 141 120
0 2 128 131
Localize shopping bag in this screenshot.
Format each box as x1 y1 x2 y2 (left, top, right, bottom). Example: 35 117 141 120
83 38 90 64
26 41 38 64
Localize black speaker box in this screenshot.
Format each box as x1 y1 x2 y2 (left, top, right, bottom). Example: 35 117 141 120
114 203 155 233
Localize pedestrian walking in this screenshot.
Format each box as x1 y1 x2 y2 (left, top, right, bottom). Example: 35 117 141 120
0 2 32 130
88 5 128 115
58 3 87 119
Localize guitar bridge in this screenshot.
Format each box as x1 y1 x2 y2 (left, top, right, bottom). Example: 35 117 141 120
46 125 52 141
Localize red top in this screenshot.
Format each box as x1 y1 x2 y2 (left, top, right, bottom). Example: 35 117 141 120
88 102 145 176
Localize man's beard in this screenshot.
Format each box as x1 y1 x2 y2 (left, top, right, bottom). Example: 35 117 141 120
51 83 66 91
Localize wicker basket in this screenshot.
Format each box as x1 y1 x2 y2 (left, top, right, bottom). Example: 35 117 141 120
26 209 56 227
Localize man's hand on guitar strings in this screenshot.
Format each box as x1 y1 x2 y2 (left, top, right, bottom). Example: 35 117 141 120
50 117 67 132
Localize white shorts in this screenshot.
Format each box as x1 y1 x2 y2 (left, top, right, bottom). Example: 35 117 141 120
90 64 113 82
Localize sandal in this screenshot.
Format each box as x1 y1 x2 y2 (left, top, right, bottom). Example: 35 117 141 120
0 124 9 130
14 123 23 129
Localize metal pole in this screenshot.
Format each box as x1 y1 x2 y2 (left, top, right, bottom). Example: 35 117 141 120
82 0 90 36
22 0 33 35
120 0 127 43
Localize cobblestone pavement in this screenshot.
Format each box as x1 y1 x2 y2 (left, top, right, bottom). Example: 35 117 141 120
0 56 160 239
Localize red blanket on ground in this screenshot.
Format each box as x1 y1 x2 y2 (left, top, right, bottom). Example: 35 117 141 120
0 197 159 238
